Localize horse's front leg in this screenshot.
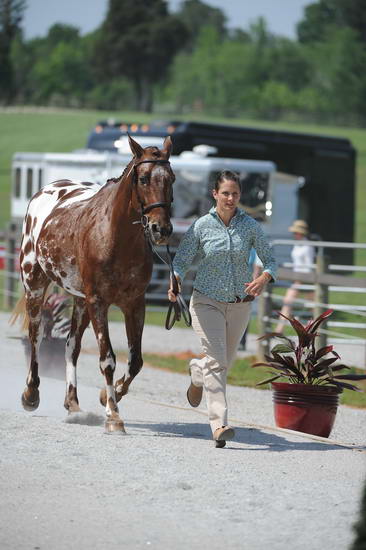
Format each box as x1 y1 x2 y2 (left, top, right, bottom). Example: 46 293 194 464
100 295 145 405
87 298 125 433
115 295 145 402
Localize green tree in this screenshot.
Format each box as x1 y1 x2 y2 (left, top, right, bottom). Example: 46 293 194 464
21 24 94 107
175 0 227 51
32 40 92 106
94 0 188 112
297 0 366 44
0 0 26 103
268 38 312 92
303 26 366 123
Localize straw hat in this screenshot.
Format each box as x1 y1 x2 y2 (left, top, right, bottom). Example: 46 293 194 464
288 219 309 236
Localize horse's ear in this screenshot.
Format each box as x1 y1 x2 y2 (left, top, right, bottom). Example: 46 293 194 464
128 133 144 158
162 135 172 158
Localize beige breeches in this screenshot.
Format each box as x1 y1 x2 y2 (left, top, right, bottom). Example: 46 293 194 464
189 290 251 434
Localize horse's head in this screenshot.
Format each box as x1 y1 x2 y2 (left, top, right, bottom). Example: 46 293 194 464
129 134 175 245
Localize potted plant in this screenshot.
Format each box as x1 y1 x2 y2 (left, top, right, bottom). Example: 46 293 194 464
253 309 366 438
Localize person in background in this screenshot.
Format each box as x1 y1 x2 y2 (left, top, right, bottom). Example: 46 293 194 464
275 219 315 334
168 170 276 448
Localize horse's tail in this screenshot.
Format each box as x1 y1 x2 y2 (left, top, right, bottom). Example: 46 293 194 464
9 292 29 331
9 288 54 332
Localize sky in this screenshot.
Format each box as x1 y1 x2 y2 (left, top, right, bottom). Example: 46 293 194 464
23 0 311 41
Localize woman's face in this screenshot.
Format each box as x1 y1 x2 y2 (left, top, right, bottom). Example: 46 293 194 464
212 179 241 213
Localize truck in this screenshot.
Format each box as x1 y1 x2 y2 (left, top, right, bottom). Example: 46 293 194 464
87 119 357 265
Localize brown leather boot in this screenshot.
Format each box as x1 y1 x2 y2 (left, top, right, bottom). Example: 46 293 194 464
186 382 203 407
213 426 235 447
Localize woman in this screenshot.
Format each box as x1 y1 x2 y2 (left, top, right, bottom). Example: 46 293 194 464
168 170 276 448
275 219 315 334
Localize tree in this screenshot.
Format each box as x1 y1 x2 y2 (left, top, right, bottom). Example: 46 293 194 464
94 0 188 112
297 0 366 44
0 0 26 103
303 26 366 123
175 0 227 51
32 41 92 106
17 24 94 107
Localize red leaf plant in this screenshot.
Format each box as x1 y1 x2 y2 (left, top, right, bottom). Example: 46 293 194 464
253 309 366 391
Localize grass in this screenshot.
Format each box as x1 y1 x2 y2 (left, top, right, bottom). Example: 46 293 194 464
115 348 366 408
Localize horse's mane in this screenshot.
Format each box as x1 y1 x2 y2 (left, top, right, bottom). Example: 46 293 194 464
106 157 135 186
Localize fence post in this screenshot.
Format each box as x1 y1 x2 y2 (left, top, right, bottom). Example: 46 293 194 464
314 249 329 349
257 286 272 360
4 222 18 309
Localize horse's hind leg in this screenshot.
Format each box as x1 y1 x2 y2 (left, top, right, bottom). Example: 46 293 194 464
64 297 90 413
87 299 125 433
21 268 50 411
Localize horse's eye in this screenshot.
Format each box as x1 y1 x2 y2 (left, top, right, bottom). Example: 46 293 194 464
140 176 149 186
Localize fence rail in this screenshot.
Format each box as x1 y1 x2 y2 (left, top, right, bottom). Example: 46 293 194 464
1 229 365 365
258 240 366 367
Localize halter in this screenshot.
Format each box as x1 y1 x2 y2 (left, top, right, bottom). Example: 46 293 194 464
131 157 191 329
133 159 172 217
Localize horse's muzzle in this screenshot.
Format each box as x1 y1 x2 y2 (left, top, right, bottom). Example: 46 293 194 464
149 222 173 245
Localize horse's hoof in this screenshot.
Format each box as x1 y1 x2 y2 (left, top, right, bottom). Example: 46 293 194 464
21 391 40 411
104 419 126 434
99 388 107 407
67 405 82 414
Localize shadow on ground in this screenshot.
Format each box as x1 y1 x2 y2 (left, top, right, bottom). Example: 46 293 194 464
126 421 360 452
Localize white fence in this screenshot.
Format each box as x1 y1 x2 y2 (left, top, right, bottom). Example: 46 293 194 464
1 229 365 365
257 239 366 366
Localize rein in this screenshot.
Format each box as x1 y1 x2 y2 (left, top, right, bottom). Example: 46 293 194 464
131 157 191 330
149 243 192 331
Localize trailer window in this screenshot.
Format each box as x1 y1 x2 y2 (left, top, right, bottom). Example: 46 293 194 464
239 173 269 222
26 169 33 198
172 170 210 218
14 168 21 198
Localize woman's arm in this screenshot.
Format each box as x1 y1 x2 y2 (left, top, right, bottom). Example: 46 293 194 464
168 221 200 302
251 223 277 283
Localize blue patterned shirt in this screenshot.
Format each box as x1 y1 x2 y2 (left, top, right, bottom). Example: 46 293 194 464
173 207 276 302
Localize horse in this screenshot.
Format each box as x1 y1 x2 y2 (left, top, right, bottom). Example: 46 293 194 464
18 134 175 433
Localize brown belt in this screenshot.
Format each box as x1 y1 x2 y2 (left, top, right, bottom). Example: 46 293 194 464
228 295 255 303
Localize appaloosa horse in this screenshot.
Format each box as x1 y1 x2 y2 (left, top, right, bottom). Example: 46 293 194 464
19 135 175 433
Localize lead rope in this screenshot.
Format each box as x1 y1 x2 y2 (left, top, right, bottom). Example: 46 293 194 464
133 217 192 328
148 242 192 330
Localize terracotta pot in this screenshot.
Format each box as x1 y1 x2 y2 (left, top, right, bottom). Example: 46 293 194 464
271 381 343 438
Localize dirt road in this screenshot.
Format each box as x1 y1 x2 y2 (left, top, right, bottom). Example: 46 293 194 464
1 312 365 550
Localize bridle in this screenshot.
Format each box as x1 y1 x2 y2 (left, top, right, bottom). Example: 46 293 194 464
133 158 173 218
131 157 191 330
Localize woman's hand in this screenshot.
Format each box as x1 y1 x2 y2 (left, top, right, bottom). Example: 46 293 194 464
168 275 181 302
244 272 272 297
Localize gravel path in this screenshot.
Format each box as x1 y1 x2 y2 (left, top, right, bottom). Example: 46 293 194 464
1 312 365 550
